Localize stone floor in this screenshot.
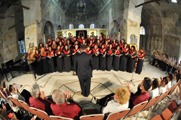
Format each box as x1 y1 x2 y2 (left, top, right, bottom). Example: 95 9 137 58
5 63 177 120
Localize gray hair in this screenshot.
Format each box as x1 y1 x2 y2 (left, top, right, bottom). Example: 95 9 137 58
52 89 65 105
30 83 40 98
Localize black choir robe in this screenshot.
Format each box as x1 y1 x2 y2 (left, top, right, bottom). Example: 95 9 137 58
63 49 71 72
136 52 146 74
99 48 106 70
127 50 137 73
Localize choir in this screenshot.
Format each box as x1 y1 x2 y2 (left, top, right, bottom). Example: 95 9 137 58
30 35 146 75
151 52 181 74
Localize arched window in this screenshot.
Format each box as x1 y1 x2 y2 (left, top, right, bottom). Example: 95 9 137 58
69 24 74 29
79 24 84 29
90 23 95 29
140 26 145 35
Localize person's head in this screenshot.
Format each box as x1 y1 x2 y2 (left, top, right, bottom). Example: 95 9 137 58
52 89 65 105
87 35 89 38
56 38 59 42
60 35 63 38
83 39 86 44
141 77 152 91
35 49 39 54
41 47 45 53
152 78 160 89
105 40 108 44
52 41 56 45
101 44 104 49
48 38 50 42
90 36 93 40
39 43 43 48
80 45 87 52
75 44 78 49
75 41 78 45
81 36 84 40
116 46 120 50
173 72 178 80
59 41 62 46
114 87 130 105
87 46 90 51
46 43 48 48
78 36 80 39
167 73 173 82
30 83 40 98
162 77 168 87
121 39 125 44
52 37 54 41
107 35 110 39
90 40 93 44
140 47 144 52
48 46 52 51
124 43 127 48
115 36 117 39
65 45 68 50
57 45 60 51
67 40 70 44
94 44 98 49
131 45 136 51
97 39 100 44
9 85 15 93
1 81 6 88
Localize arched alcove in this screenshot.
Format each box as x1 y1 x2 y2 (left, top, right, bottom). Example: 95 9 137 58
69 24 74 29
110 20 119 39
44 21 54 42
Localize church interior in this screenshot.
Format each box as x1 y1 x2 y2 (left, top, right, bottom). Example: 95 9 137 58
0 0 181 120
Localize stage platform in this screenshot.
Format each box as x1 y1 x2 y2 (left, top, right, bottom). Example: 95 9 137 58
6 63 168 119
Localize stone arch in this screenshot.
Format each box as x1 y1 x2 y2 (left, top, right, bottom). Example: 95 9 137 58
102 25 106 29
58 25 62 30
44 21 54 42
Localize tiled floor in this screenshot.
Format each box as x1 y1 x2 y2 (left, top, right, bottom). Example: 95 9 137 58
6 63 171 119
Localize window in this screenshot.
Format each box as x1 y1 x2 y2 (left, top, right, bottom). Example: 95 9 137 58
18 40 25 54
69 24 74 29
171 0 177 3
79 24 84 29
140 26 145 35
90 23 95 29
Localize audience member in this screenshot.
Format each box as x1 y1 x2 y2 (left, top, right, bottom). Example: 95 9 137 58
29 83 53 115
129 77 152 108
9 85 31 104
94 87 130 114
172 72 178 86
166 74 172 90
149 78 160 98
51 89 81 120
159 77 168 94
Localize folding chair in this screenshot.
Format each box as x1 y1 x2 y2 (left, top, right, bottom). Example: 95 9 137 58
151 104 181 120
50 115 73 120
29 107 52 120
9 96 23 108
124 101 148 120
106 108 130 120
18 100 33 116
80 114 104 120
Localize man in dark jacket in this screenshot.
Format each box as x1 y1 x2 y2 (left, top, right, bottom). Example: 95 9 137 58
74 45 93 97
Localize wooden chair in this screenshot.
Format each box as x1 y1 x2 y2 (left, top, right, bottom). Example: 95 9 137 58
50 115 73 120
80 114 104 120
106 108 130 120
125 101 148 120
29 107 52 120
9 96 23 108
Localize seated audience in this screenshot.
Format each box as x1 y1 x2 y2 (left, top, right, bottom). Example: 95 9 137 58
129 77 152 108
149 78 160 98
9 85 31 104
94 87 130 114
166 74 173 90
172 72 178 86
159 77 168 94
29 83 52 115
51 89 81 120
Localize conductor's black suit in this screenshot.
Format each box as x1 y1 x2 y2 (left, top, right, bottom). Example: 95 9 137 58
74 52 93 97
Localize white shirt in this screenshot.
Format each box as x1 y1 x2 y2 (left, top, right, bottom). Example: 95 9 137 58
149 88 159 98
167 81 172 90
171 80 177 86
159 87 167 94
10 93 25 102
102 100 129 114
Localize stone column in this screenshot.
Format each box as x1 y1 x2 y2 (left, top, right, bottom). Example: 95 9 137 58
123 0 144 50
21 0 43 52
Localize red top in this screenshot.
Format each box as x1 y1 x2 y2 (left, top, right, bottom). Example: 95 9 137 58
44 47 49 51
86 50 92 54
131 88 149 106
29 97 52 115
129 50 136 56
49 50 54 56
115 39 119 43
120 43 124 48
100 48 106 54
52 45 57 50
107 49 113 55
122 47 129 53
88 43 95 47
46 41 52 46
63 49 71 55
92 48 99 54
57 50 62 55
114 50 121 55
34 54 40 58
107 39 112 43
138 52 146 58
73 49 80 53
112 43 118 48
40 53 47 57
50 103 81 119
104 44 109 50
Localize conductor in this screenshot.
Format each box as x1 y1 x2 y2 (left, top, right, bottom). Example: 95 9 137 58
74 45 93 97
